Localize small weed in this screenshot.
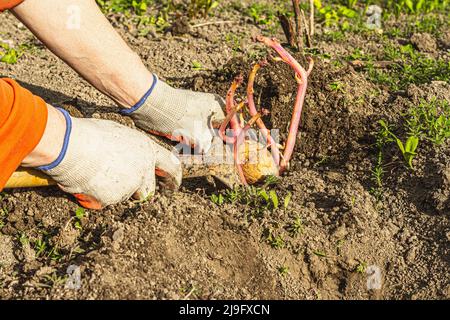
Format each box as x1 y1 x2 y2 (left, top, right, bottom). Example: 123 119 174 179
225 33 243 55
287 215 303 237
378 120 419 169
329 81 346 93
284 192 292 210
188 0 220 18
191 60 204 71
33 232 63 262
180 283 201 298
0 42 26 64
210 193 224 206
278 266 289 276
210 176 288 214
266 230 285 249
18 233 29 246
246 3 277 26
74 207 86 231
313 250 328 258
314 155 329 167
34 239 47 257
42 272 67 288
356 261 367 273
350 196 357 207
347 48 371 61
244 2 291 32
136 13 171 33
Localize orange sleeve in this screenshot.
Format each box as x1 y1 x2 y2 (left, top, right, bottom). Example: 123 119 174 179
0 0 24 11
0 78 48 190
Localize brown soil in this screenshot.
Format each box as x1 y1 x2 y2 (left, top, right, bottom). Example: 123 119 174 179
0 1 449 300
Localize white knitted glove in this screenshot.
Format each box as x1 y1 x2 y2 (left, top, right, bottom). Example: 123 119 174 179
36 109 181 209
122 74 226 153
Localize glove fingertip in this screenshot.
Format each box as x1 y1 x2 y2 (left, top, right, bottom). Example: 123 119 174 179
74 194 103 210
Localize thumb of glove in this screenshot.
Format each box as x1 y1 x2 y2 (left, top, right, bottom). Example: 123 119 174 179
152 141 182 191
133 142 157 201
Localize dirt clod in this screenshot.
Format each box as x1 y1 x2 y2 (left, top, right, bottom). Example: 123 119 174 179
411 33 437 53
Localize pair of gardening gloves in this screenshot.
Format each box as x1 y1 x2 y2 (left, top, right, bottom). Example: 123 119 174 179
37 75 225 209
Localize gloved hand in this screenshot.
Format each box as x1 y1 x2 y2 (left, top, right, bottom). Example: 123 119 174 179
34 108 182 209
121 74 226 153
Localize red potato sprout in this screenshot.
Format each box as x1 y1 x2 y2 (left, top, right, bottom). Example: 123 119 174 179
219 36 313 185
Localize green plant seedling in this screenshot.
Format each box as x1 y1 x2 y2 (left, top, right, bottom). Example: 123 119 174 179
189 0 219 18
278 266 289 276
313 250 327 258
356 261 367 273
74 207 86 230
287 215 303 236
192 60 204 71
284 192 292 209
378 120 419 169
210 193 224 205
0 43 21 64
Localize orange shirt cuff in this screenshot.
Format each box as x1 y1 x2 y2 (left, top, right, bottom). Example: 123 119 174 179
0 0 24 11
0 78 48 190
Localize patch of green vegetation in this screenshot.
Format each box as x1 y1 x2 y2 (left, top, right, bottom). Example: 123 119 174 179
136 13 171 33
408 13 448 35
74 207 86 231
361 43 450 91
264 229 285 249
97 0 220 35
0 42 26 64
315 0 360 27
329 80 346 93
286 215 303 237
243 2 292 32
191 60 204 71
278 265 289 276
379 119 419 169
347 47 369 61
210 176 291 214
371 98 449 199
313 250 328 258
225 32 244 55
41 272 67 288
96 0 152 15
314 0 448 40
246 3 277 26
97 0 220 18
355 261 367 273
18 232 29 246
33 231 63 262
323 30 346 42
405 99 450 145
188 0 220 18
381 0 448 16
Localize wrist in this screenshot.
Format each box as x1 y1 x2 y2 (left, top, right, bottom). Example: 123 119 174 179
22 105 67 168
121 73 158 114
